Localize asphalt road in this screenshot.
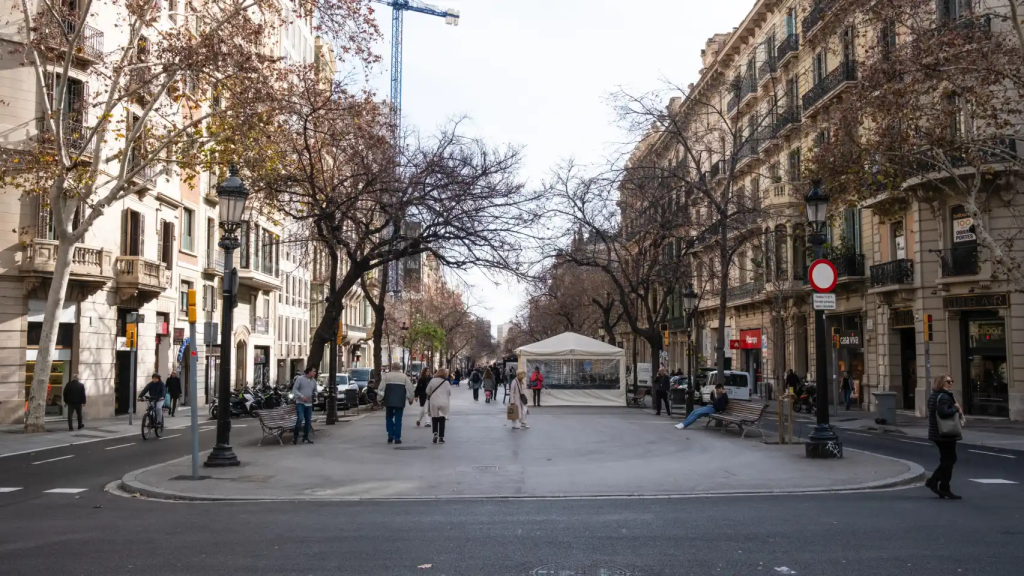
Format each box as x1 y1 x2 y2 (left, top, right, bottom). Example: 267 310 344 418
1 410 1022 575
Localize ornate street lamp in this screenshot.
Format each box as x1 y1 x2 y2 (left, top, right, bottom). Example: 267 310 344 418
400 320 410 373
682 284 698 414
804 179 841 458
205 165 248 468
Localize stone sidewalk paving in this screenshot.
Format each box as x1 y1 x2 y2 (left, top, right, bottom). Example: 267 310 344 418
120 390 923 501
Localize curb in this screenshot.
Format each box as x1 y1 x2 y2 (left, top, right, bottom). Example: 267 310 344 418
115 449 927 503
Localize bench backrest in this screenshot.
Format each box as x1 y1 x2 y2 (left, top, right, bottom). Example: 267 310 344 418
257 405 296 424
721 402 767 418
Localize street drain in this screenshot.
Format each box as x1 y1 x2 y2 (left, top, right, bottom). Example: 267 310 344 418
532 562 635 575
394 446 425 450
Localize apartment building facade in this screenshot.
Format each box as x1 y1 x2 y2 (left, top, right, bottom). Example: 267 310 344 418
0 1 321 425
628 0 1023 420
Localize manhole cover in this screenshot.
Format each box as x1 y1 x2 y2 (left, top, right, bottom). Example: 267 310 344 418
473 465 500 471
532 563 635 576
394 446 425 450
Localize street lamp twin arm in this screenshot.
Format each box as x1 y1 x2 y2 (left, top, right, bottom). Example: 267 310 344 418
205 164 249 468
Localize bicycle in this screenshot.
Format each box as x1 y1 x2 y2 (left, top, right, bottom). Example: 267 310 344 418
140 398 164 440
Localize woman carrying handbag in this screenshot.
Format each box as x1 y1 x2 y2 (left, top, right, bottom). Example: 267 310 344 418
926 374 966 500
508 370 530 430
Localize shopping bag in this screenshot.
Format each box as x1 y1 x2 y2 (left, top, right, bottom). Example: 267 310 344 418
507 404 519 420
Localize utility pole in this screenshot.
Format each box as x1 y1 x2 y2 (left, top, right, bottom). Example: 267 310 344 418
187 289 199 478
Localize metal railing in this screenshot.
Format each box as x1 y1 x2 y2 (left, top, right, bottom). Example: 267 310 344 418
802 60 857 112
869 258 914 287
823 246 866 277
727 94 739 116
204 249 224 272
40 14 105 62
740 71 757 102
938 246 980 277
727 281 764 302
776 33 799 65
38 117 88 154
802 0 835 36
774 105 801 135
737 137 761 162
758 57 776 81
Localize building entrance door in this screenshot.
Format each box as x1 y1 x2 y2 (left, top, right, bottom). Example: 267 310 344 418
115 350 132 415
962 312 1008 417
898 328 917 410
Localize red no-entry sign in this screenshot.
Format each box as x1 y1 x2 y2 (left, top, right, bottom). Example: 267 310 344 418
808 259 838 293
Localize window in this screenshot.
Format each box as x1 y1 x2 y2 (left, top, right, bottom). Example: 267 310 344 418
181 207 195 252
179 280 194 312
27 322 74 348
892 220 906 260
841 208 862 250
785 7 797 35
120 209 144 257
841 26 855 65
879 19 897 61
206 217 216 261
158 220 175 269
168 0 178 23
786 75 799 109
787 148 802 183
939 0 970 22
947 93 966 139
813 50 827 84
46 75 88 125
814 129 831 149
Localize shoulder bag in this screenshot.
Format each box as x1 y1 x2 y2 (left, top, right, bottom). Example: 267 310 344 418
936 392 965 438
516 380 528 405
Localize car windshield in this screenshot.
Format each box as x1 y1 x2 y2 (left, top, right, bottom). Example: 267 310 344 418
335 375 349 386
349 369 371 381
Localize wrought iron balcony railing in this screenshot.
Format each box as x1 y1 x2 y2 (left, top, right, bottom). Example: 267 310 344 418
727 94 739 116
39 14 105 63
802 0 835 37
740 72 757 102
776 33 799 65
802 60 857 113
937 246 980 277
758 58 776 82
727 281 765 303
773 105 801 135
823 246 866 277
870 258 914 287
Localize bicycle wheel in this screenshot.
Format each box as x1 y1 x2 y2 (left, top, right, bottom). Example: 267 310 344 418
141 412 151 440
154 415 163 438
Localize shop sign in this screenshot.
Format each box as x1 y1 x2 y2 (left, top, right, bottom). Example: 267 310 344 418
729 339 741 350
943 293 1009 310
952 206 976 244
739 329 761 349
173 328 185 344
813 293 836 310
838 330 861 348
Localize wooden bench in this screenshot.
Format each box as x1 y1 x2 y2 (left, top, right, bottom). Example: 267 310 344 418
255 405 319 446
627 387 649 407
705 402 769 438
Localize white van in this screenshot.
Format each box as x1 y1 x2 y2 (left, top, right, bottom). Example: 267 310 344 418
700 370 752 404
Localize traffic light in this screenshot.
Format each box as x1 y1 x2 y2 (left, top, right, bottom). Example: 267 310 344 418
832 327 840 350
125 323 137 349
187 289 197 323
661 323 669 347
337 320 345 345
924 314 933 342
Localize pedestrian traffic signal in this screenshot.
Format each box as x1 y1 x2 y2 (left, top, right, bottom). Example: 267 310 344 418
831 327 840 350
187 289 197 323
337 320 346 345
126 324 137 349
924 314 933 342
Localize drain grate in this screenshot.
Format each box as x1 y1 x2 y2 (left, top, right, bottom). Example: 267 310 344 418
532 562 635 575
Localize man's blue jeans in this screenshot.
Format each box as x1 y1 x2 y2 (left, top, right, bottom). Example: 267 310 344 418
294 404 313 440
682 405 717 428
386 406 405 441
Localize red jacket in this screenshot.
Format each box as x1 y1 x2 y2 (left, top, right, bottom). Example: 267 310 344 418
529 371 544 389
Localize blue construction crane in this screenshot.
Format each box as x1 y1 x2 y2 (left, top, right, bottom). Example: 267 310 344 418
373 0 460 135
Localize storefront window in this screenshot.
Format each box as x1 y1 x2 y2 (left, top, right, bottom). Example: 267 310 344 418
25 360 67 417
964 315 1008 417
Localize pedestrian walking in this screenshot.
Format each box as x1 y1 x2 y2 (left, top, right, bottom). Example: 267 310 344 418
784 369 801 395
414 366 431 427
382 362 415 444
166 371 182 417
840 371 853 410
425 368 452 444
509 370 530 430
926 374 965 500
63 374 86 431
290 367 317 444
653 367 672 416
478 368 493 402
452 368 463 387
529 366 544 407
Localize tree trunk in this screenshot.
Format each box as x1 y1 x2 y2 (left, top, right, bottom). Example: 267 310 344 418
715 244 730 380
327 250 340 425
369 275 386 383
25 241 75 432
963 196 1024 290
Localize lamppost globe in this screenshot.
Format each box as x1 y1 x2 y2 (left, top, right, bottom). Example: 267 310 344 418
804 179 830 231
682 285 698 314
216 164 250 228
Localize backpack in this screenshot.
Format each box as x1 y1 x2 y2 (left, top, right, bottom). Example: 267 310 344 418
470 372 481 384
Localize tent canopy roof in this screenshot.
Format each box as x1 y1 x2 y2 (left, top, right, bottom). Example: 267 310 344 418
516 332 624 358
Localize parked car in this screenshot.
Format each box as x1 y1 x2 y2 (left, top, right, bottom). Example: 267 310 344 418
348 368 372 403
315 374 355 411
693 367 717 395
700 370 752 404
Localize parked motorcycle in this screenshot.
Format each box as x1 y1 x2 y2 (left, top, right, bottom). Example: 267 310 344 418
793 383 817 413
208 387 256 419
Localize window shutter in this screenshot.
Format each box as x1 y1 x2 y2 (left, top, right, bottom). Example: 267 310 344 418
168 223 175 269
139 212 145 257
121 210 128 255
157 219 165 264
936 0 949 22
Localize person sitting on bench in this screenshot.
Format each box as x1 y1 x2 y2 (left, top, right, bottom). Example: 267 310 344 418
680 383 729 428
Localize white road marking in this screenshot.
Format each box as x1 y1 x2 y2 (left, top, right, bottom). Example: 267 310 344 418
43 488 87 494
844 431 872 437
969 479 1018 484
32 455 74 465
968 449 1017 459
200 427 216 431
159 434 182 440
891 438 930 446
105 443 135 450
234 424 248 428
0 488 23 493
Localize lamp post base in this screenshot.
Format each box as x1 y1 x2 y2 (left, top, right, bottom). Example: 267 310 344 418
805 425 843 459
203 444 240 467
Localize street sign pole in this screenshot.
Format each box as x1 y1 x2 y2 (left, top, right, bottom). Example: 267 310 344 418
806 259 842 459
187 290 200 479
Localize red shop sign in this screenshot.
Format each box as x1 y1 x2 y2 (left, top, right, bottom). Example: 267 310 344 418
739 329 761 349
729 339 741 350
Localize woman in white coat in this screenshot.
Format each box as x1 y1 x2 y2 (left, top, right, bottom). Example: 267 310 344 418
509 370 530 430
425 368 452 444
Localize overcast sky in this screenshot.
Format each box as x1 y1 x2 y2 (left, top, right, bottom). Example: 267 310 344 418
368 0 754 335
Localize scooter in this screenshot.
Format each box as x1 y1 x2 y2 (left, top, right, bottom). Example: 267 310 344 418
793 384 817 413
208 387 255 419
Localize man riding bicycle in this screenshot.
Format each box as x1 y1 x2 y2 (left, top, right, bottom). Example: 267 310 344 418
138 373 166 426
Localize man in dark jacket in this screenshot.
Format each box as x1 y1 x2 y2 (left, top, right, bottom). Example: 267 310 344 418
785 369 801 395
653 367 672 416
679 383 728 428
166 371 182 417
381 363 415 444
138 374 166 426
63 375 86 431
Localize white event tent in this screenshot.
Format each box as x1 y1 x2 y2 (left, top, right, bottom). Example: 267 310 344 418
515 332 627 406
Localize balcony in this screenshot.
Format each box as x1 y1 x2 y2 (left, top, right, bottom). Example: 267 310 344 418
823 246 866 279
709 159 726 181
236 253 281 291
739 72 757 106
938 246 980 277
802 61 857 116
802 0 835 39
38 117 89 155
727 281 765 303
253 317 270 335
911 137 1019 178
20 239 113 287
776 34 799 67
127 67 156 102
126 151 156 190
203 249 224 276
870 258 914 287
758 57 776 87
773 105 801 138
735 137 761 168
38 13 104 66
114 255 170 303
727 93 739 117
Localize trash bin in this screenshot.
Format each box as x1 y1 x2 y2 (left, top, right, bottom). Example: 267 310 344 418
872 391 897 426
344 388 359 412
671 387 686 406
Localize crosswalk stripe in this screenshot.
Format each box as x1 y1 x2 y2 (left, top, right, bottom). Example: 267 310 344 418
968 450 1017 459
969 479 1018 484
43 488 87 494
0 488 23 493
